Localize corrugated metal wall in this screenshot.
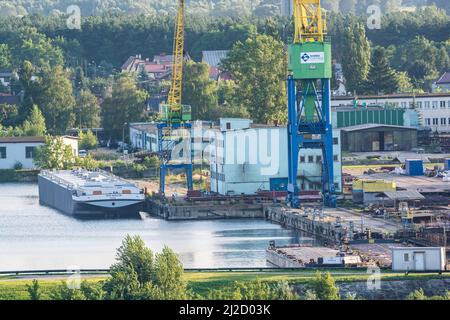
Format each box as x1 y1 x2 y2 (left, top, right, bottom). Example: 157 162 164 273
336 109 405 128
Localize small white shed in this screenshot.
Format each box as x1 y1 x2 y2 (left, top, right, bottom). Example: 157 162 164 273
392 247 446 271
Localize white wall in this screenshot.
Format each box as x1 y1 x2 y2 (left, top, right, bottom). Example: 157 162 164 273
0 142 43 169
210 127 342 195
392 247 446 271
332 95 450 133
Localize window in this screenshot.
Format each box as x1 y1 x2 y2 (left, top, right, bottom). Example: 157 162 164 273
425 101 430 109
316 156 322 163
25 146 36 159
440 101 446 109
300 156 305 163
308 155 314 163
448 101 450 109
333 137 339 145
403 253 409 262
401 102 407 108
333 155 339 162
432 101 438 109
441 118 447 126
416 101 422 109
433 118 439 125
425 118 431 126
226 122 231 130
0 147 5 159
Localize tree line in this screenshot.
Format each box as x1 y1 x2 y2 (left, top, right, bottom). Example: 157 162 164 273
0 8 448 135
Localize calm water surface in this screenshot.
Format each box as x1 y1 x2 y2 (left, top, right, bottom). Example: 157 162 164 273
0 183 313 270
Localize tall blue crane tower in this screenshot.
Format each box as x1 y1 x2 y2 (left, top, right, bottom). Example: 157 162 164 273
287 0 336 208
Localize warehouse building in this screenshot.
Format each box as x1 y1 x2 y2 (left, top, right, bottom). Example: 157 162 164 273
331 93 450 133
209 118 342 195
340 124 417 152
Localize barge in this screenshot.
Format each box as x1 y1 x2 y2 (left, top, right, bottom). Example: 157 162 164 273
38 169 145 218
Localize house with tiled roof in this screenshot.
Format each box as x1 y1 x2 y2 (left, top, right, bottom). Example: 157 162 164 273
201 50 231 81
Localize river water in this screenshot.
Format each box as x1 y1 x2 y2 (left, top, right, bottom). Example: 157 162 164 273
0 183 314 271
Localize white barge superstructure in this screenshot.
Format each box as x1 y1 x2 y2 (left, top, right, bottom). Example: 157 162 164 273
38 169 145 218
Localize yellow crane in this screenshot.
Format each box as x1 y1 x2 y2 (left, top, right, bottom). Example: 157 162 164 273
161 0 191 123
293 0 326 43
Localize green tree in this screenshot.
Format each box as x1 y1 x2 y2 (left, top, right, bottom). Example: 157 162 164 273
74 66 87 94
0 104 19 127
212 80 250 120
152 246 187 300
101 76 148 140
395 71 414 93
308 272 340 300
22 105 46 136
182 61 218 121
103 235 154 300
33 64 76 134
221 34 286 124
342 21 371 94
75 89 100 129
18 60 36 121
79 130 99 150
365 47 398 94
0 44 12 70
26 279 41 300
33 136 75 169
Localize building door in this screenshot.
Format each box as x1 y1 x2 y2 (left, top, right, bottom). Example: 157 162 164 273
413 252 425 271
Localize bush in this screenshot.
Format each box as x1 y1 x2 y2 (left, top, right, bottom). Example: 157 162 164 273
143 156 159 168
13 161 23 170
79 130 99 150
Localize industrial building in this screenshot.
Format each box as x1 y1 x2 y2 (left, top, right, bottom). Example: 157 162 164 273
331 93 450 133
340 124 417 152
209 118 342 196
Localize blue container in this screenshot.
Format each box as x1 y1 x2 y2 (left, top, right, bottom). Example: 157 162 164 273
445 158 450 170
405 159 423 176
269 177 288 191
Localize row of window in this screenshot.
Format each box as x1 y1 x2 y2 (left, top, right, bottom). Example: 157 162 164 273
299 154 340 163
396 100 450 109
424 118 450 126
0 146 36 159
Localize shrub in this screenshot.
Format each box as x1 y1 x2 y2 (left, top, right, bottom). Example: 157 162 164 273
13 161 23 170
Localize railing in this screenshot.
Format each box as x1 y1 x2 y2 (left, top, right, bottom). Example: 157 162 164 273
1 267 449 276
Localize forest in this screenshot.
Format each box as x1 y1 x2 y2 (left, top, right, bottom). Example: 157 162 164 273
0 0 449 17
0 4 448 137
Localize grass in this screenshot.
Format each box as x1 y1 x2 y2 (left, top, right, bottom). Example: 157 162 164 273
1 270 449 300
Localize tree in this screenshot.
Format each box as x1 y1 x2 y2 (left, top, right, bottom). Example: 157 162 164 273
33 136 75 170
308 272 340 300
79 130 99 150
75 89 100 129
365 47 398 94
103 235 154 300
26 280 41 300
101 76 148 140
211 80 250 120
18 60 36 121
395 71 414 93
0 44 12 71
103 235 188 300
0 104 19 127
342 22 371 94
339 0 357 14
74 67 87 94
221 34 286 124
49 281 87 300
22 105 46 136
182 61 218 121
33 64 76 134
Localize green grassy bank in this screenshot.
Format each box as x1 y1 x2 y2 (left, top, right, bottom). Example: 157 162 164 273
1 270 448 300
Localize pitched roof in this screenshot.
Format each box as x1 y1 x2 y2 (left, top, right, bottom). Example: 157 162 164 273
0 136 45 143
0 94 20 105
341 124 417 132
436 71 450 84
202 50 229 68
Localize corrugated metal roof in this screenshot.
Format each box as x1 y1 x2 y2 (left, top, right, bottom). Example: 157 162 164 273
377 190 425 201
202 50 229 68
341 124 417 132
